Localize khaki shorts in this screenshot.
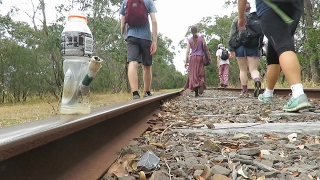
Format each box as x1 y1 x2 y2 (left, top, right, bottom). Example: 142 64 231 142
126 36 152 66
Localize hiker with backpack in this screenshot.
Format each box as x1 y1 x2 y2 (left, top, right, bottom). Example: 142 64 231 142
216 44 230 88
184 26 207 97
237 0 311 112
229 1 262 98
120 0 158 99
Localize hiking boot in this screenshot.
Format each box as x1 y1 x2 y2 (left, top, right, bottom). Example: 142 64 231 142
258 94 273 103
199 82 204 95
239 91 249 98
143 92 153 98
133 94 140 99
253 81 261 97
283 93 312 112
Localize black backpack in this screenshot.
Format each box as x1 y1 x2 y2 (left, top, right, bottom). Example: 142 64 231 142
220 49 229 60
239 12 264 48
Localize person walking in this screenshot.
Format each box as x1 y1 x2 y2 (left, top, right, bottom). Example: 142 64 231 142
237 0 311 112
216 44 230 88
120 0 158 99
230 1 262 98
184 26 206 97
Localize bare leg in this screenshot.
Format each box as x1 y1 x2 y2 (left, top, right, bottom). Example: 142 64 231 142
266 64 281 90
143 65 152 92
128 61 139 92
279 51 301 85
237 57 248 86
247 57 260 80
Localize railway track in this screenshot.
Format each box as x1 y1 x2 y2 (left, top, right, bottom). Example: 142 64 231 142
214 87 320 99
0 88 318 180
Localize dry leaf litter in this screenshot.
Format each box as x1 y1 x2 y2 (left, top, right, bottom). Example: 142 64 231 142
102 89 320 180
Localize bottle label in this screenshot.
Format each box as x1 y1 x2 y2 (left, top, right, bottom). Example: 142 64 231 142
61 31 93 57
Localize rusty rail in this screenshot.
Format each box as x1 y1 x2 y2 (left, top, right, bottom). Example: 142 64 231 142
0 90 182 180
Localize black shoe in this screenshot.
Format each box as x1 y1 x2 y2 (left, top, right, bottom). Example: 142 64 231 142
254 81 261 97
195 89 199 97
220 84 226 88
143 91 153 98
133 95 140 99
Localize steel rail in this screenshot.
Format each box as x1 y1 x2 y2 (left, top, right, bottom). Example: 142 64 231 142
0 90 182 180
211 87 320 99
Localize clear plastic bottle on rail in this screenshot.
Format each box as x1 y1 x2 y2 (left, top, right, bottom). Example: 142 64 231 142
60 10 93 115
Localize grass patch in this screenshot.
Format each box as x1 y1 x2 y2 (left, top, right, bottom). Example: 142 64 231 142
0 89 178 128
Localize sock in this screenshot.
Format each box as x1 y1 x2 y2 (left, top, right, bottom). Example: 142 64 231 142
263 88 274 97
254 78 260 82
291 83 304 98
242 85 248 92
133 91 139 96
145 91 151 96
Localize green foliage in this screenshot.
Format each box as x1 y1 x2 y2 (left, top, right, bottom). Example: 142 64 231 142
1 0 320 104
0 0 184 103
179 0 320 88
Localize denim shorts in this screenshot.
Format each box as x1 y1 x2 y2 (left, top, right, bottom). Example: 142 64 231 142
235 45 260 58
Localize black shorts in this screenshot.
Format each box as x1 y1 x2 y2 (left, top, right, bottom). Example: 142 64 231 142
126 36 153 66
259 2 302 65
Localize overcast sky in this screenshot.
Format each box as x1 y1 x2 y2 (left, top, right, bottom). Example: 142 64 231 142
0 0 256 74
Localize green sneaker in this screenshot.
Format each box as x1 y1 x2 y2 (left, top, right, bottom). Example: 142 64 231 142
283 93 312 112
258 94 274 103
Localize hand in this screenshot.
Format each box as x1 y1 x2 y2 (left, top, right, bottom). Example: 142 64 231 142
238 17 246 30
185 63 189 69
230 52 236 58
150 42 157 55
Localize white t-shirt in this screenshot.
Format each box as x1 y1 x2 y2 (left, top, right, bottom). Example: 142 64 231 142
216 48 230 65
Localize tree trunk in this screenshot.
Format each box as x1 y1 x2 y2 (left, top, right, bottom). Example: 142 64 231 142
125 61 130 93
304 0 320 84
39 0 63 98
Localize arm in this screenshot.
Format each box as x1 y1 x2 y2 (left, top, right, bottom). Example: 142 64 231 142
121 15 126 37
216 55 220 67
216 50 220 67
202 36 207 45
185 43 190 68
229 17 238 52
238 0 247 29
119 2 126 37
149 12 158 55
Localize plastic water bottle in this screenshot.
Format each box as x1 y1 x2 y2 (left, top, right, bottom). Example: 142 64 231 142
60 10 93 115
